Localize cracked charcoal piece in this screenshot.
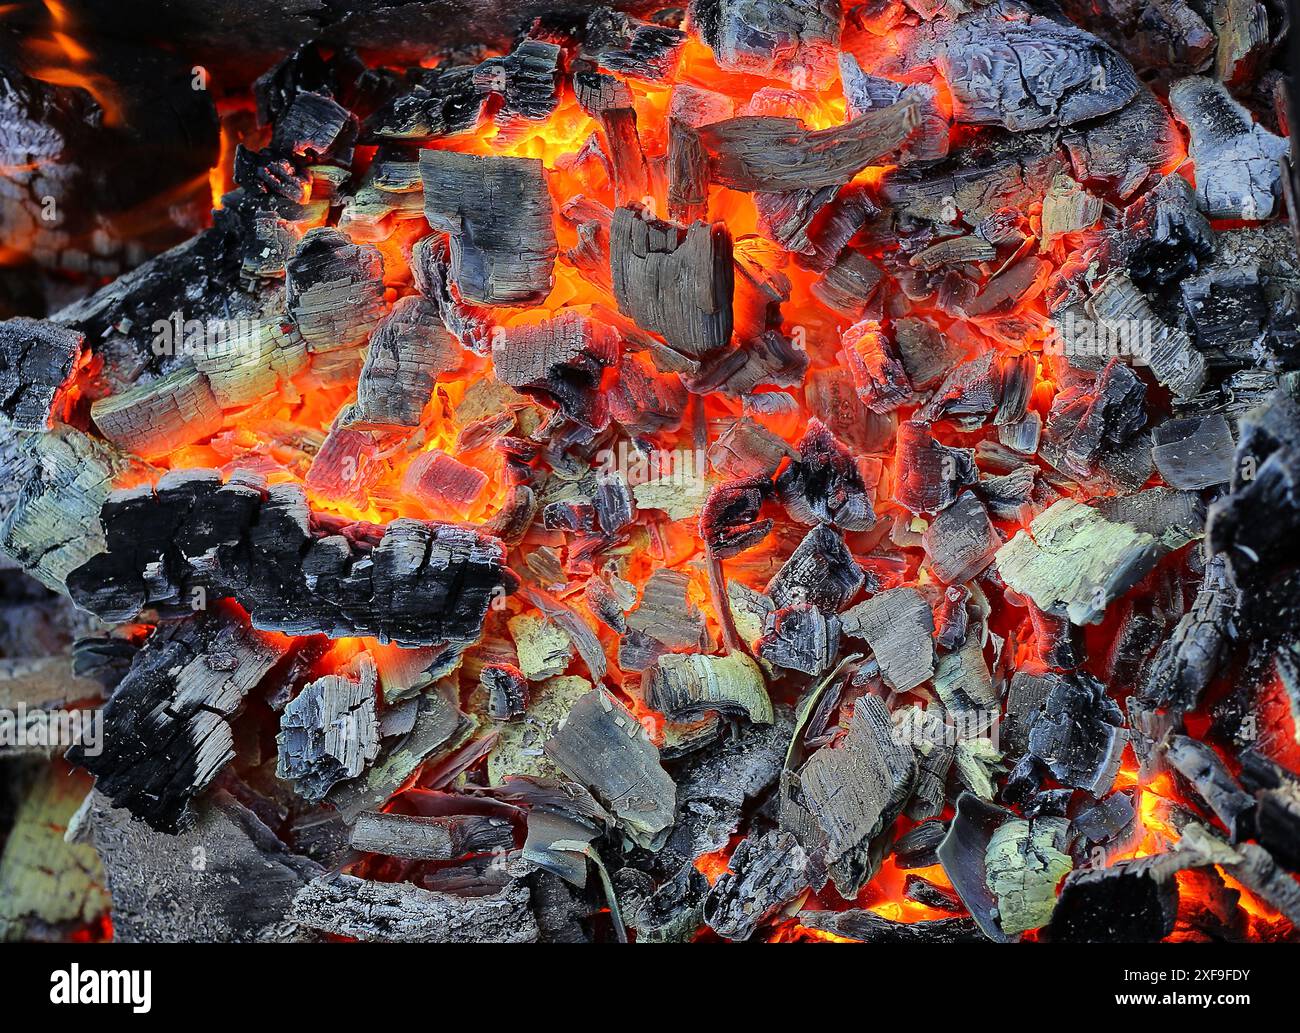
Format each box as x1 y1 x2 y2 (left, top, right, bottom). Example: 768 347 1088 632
1027 672 1128 796
348 810 515 861
353 296 462 427
290 872 537 943
544 688 677 850
758 603 841 676
843 320 912 414
841 587 936 692
646 651 772 725
1164 736 1255 840
475 39 563 124
703 830 810 941
694 100 920 193
800 696 917 895
611 204 734 359
766 523 865 612
922 492 998 586
285 227 386 352
776 419 875 532
1168 76 1287 221
703 0 841 87
892 421 978 516
0 319 82 432
66 470 515 647
984 817 1072 936
277 657 381 803
491 312 619 430
420 150 557 306
67 606 289 834
585 8 686 81
796 910 983 943
1048 854 1181 942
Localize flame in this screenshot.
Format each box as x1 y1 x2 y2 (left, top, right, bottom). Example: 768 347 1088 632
25 1 124 127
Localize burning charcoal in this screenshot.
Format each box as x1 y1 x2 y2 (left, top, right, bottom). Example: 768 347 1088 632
810 251 885 318
1228 842 1300 925
937 794 1014 942
776 419 875 532
894 705 955 820
271 91 357 160
348 810 514 861
701 477 773 557
877 9 1138 132
806 367 895 454
285 227 386 352
840 55 948 162
758 603 841 676
841 587 936 692
366 67 485 140
1047 853 1181 942
593 475 635 535
843 320 912 414
420 150 557 306
934 585 971 652
1151 414 1235 489
544 688 677 850
475 39 562 124
1168 76 1286 221
1213 0 1272 85
1 426 149 592
800 696 917 896
1003 670 1056 758
892 421 978 516
893 317 962 391
984 817 1072 936
995 499 1161 625
290 872 537 943
67 472 515 647
646 651 772 724
492 312 619 429
796 909 983 943
508 613 573 682
975 466 1037 523
402 450 488 517
1042 358 1147 478
0 319 82 432
628 863 710 943
1027 672 1128 795
623 569 708 669
935 631 997 720
84 789 321 942
90 367 225 459
694 100 920 193
1165 735 1255 840
668 118 710 224
1062 89 1180 200
703 830 810 941
611 205 733 359
482 663 529 720
276 656 380 803
767 523 865 611
700 0 842 87
1073 792 1138 856
665 711 791 860
1121 172 1216 290
353 297 461 427
1040 174 1102 246
585 8 686 81
66 607 288 834
895 820 948 870
922 492 998 585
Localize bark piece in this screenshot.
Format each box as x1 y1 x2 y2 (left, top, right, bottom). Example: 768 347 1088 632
984 817 1072 936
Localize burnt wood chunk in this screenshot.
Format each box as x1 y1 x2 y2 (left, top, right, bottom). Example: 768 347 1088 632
348 810 514 860
840 55 948 162
290 872 537 943
1041 358 1147 478
646 651 772 725
800 696 917 897
995 499 1160 625
1061 89 1179 200
812 251 884 318
758 603 840 676
1141 555 1236 711
1165 736 1255 839
585 8 686 81
892 421 977 516
668 118 710 224
923 492 998 585
1168 76 1286 221
0 319 82 432
776 419 875 532
704 0 841 86
766 523 865 611
402 450 488 517
842 587 936 692
1048 854 1180 942
420 150 557 306
67 471 514 647
277 657 380 802
695 101 920 193
797 910 982 943
90 367 225 459
285 227 386 352
1028 672 1128 796
353 297 461 427
544 688 677 849
703 830 810 941
844 320 911 414
611 205 734 358
86 790 321 943
67 607 289 833
1151 414 1235 489
475 39 563 124
491 312 619 429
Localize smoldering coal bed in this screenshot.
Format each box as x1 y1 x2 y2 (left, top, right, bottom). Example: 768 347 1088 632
0 0 1298 945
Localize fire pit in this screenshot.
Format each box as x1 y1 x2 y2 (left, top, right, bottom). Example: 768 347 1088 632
1 0 1298 946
